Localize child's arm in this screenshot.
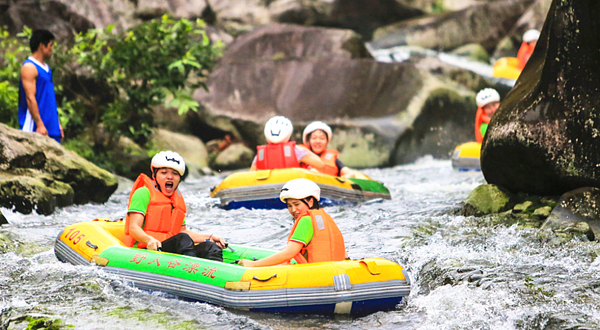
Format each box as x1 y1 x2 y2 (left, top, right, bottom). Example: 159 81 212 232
238 241 303 267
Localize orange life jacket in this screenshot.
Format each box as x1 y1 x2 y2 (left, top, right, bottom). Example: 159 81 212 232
517 42 535 71
474 107 491 143
298 145 340 176
256 141 300 170
287 209 346 264
123 173 186 248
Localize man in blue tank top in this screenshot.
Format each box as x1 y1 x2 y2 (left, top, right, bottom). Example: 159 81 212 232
18 29 63 143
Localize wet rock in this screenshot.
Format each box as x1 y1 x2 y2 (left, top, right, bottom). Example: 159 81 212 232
210 143 255 171
150 129 209 179
513 201 534 214
532 206 552 220
0 209 6 225
370 0 535 51
392 88 477 165
450 43 490 63
464 184 516 216
0 123 117 215
481 0 600 196
541 187 600 240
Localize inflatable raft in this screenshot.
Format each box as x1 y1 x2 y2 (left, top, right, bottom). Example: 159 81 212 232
492 57 521 80
451 142 481 171
210 168 391 209
55 219 410 316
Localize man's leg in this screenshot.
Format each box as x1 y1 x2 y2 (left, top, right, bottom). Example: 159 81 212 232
161 233 196 257
193 241 223 262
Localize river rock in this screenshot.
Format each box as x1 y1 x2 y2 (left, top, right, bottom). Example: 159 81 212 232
219 24 372 65
150 129 210 178
464 184 516 216
194 25 502 168
269 0 423 41
0 0 135 40
0 123 117 215
542 188 600 240
0 209 6 225
492 0 552 59
210 143 255 171
450 43 490 63
481 0 600 196
369 0 536 51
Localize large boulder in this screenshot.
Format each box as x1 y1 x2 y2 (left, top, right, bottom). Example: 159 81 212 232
0 124 118 215
0 0 136 40
219 24 371 64
194 25 501 168
481 0 600 196
369 0 536 52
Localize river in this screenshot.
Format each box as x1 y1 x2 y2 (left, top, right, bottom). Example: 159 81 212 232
1 157 599 329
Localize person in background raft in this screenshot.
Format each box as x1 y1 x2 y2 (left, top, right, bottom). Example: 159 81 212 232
18 29 63 143
238 178 346 267
300 121 357 178
474 88 501 143
124 151 227 261
250 116 324 171
517 29 540 71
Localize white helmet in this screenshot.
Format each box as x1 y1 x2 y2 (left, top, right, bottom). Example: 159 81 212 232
151 150 186 176
476 88 501 107
264 116 293 144
523 29 540 43
279 178 321 203
302 121 332 145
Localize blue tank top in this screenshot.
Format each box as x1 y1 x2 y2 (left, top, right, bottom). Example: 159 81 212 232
18 58 60 137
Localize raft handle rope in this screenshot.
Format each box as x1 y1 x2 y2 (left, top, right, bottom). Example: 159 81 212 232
252 274 278 282
86 241 98 250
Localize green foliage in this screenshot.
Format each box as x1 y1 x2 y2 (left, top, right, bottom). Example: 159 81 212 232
66 15 222 146
0 27 31 127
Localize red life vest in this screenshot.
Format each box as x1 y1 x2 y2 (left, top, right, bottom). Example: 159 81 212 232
287 209 346 264
474 107 491 143
517 42 535 71
256 141 300 170
123 173 186 248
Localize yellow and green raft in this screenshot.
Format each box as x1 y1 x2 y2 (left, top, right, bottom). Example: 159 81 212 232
55 219 410 316
210 168 391 209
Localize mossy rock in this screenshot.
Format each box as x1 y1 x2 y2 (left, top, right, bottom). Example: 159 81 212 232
464 184 516 216
451 43 490 63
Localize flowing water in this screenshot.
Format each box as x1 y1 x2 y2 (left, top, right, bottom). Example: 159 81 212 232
2 157 600 329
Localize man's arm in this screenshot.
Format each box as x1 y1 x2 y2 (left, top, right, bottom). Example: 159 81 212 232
128 212 162 250
20 63 47 135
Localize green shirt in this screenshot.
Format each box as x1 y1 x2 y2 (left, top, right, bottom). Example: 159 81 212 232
289 215 314 246
127 187 186 225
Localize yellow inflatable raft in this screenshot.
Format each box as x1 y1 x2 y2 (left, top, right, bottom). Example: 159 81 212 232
493 57 521 80
451 142 481 171
210 168 391 209
55 219 411 316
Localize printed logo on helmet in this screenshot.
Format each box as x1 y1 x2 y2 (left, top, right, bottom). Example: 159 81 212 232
166 156 181 164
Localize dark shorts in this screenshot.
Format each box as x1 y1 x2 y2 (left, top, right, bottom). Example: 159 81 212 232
161 233 223 262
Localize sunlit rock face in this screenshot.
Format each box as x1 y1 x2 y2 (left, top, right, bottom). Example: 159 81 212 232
481 0 600 195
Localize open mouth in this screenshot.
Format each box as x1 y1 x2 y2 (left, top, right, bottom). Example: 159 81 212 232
165 182 174 190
